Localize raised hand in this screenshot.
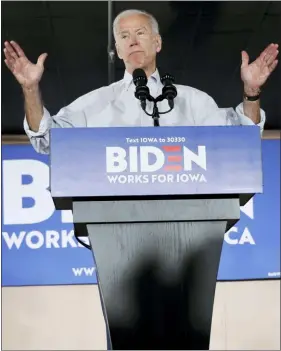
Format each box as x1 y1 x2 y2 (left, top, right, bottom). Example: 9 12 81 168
3 40 48 89
241 43 279 95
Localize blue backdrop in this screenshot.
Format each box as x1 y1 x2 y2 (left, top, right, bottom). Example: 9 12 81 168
1 139 280 286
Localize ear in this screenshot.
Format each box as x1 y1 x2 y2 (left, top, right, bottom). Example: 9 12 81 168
115 42 123 59
155 35 162 53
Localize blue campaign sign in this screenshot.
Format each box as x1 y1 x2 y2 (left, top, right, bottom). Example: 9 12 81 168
1 144 97 286
1 138 280 286
50 126 263 199
218 139 280 280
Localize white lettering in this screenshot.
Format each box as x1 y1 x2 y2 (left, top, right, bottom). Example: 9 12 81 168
2 229 89 249
2 231 26 249
239 227 255 245
3 160 54 225
240 198 254 219
183 146 206 171
61 230 78 248
176 173 207 183
61 210 73 223
118 175 127 184
107 175 119 183
72 267 96 277
167 174 174 182
224 226 255 245
268 272 281 277
106 147 127 173
140 146 165 172
224 227 239 245
26 231 44 249
200 174 207 182
106 145 207 173
107 174 149 184
46 230 60 248
189 174 201 182
129 146 138 172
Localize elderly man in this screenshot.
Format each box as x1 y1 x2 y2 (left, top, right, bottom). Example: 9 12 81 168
3 9 279 154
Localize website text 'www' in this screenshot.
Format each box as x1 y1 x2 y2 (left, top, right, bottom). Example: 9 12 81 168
72 267 96 276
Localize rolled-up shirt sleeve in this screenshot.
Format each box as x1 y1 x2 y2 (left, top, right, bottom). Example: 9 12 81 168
23 106 54 154
24 106 89 154
235 102 266 130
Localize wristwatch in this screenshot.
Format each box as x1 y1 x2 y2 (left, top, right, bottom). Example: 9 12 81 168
243 89 261 101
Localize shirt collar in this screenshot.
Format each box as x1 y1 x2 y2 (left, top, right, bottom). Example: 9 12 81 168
123 68 160 90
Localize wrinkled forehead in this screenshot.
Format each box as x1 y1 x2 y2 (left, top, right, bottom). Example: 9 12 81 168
116 14 153 34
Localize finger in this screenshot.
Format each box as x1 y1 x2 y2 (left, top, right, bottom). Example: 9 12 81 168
3 48 16 63
37 53 48 67
241 50 249 68
4 41 19 59
4 57 15 68
4 59 15 72
4 58 9 68
264 45 279 64
265 49 279 66
4 58 12 69
260 43 272 58
260 43 276 63
10 40 26 57
266 43 278 53
266 43 278 55
263 43 278 59
268 59 278 73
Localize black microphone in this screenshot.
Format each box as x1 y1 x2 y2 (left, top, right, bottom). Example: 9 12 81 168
133 68 150 110
161 73 177 109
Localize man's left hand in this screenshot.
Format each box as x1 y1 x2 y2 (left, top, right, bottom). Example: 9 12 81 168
241 43 279 95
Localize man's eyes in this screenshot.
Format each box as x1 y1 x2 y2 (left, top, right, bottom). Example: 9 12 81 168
121 31 145 39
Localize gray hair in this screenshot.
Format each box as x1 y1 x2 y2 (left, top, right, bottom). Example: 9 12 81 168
113 9 160 39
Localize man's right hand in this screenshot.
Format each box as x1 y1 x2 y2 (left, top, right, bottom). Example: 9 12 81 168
3 40 47 89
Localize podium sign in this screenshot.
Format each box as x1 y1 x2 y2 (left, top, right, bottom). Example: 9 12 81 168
50 125 262 199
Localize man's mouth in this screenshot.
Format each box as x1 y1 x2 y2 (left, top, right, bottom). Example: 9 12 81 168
130 51 144 56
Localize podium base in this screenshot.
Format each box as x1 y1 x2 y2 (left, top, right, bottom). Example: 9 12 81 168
87 220 226 350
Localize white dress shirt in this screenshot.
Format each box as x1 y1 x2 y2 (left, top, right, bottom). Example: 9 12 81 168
24 69 266 154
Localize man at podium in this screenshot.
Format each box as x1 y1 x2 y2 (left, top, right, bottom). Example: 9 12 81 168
3 8 277 351
3 9 279 154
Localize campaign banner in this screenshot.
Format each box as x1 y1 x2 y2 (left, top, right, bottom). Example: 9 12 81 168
50 126 262 199
1 139 280 286
218 138 280 280
2 144 97 286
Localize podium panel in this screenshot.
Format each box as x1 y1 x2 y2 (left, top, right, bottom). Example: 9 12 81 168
50 126 263 350
50 125 262 201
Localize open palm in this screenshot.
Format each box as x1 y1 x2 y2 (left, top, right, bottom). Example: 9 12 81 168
241 43 278 91
3 40 47 88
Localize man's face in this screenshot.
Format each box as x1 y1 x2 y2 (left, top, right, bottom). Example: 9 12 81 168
115 14 162 72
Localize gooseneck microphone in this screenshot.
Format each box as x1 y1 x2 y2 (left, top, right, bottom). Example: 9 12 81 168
161 73 177 109
132 68 177 127
133 68 151 110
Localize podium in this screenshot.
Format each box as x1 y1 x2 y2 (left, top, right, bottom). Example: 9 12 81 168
50 125 262 350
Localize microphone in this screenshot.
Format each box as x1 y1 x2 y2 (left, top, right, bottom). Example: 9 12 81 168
133 68 150 110
160 73 177 109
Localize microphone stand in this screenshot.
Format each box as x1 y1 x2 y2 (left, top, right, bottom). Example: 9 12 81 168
152 101 160 127
142 94 173 127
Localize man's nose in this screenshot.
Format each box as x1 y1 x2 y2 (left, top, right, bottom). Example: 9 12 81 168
129 35 138 47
